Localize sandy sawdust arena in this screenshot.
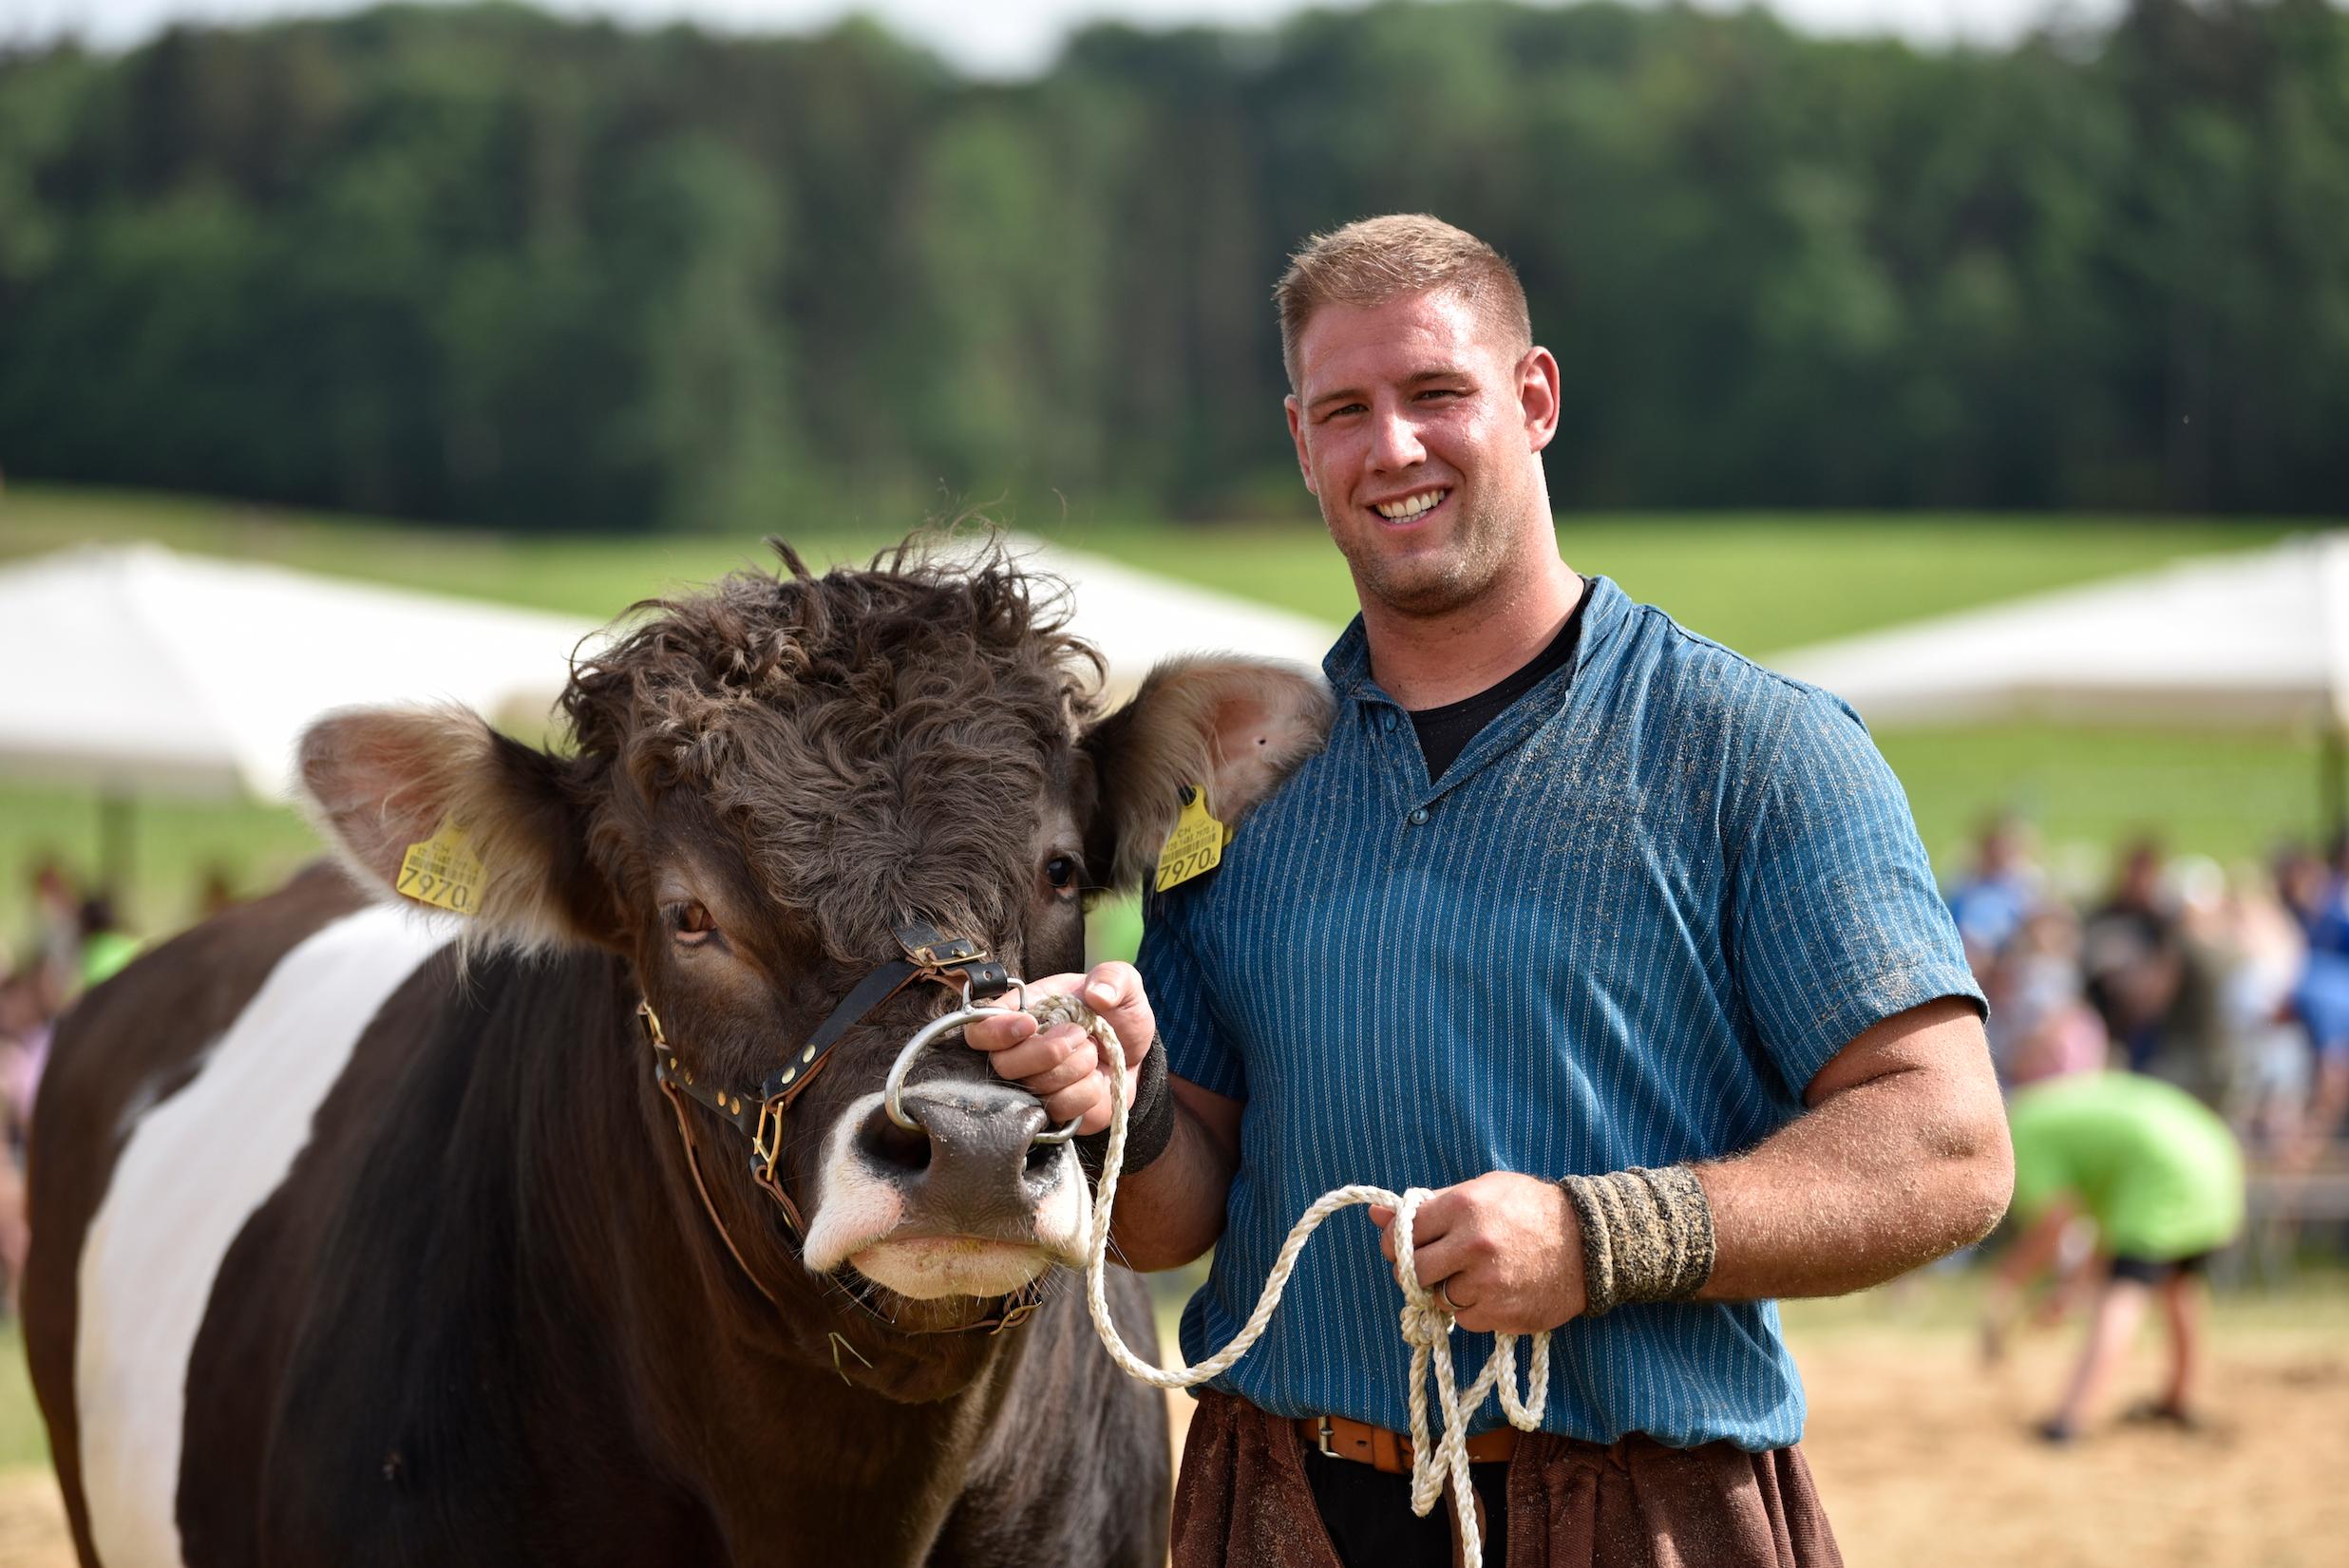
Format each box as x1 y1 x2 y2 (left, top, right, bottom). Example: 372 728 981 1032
3 1298 2343 1566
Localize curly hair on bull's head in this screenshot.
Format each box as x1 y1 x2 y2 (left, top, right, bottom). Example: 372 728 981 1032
559 532 1107 964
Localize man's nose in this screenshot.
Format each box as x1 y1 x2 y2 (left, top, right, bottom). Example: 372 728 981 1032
1369 404 1426 471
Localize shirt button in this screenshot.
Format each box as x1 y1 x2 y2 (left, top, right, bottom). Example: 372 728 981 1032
1408 807 1430 826
1382 713 1397 732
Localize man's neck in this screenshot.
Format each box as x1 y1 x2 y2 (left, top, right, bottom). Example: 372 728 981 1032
1361 554 1585 710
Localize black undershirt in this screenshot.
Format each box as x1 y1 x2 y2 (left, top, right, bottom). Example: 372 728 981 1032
1406 581 1588 780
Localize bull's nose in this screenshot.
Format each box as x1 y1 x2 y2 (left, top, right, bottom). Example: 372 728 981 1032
857 1082 1063 1234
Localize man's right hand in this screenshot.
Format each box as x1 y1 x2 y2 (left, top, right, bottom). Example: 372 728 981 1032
961 961 1157 1137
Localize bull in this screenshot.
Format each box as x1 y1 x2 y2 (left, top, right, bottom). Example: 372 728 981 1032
23 541 1330 1566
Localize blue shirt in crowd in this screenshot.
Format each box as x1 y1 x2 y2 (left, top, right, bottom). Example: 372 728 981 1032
1138 575 1983 1451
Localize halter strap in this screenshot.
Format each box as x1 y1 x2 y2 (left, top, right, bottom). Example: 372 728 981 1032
638 920 1035 1336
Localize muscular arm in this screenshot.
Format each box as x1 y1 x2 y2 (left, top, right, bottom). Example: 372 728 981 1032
1694 995 2014 1300
1390 995 2013 1333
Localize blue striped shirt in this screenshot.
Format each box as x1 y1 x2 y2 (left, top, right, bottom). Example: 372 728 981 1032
1139 575 1982 1450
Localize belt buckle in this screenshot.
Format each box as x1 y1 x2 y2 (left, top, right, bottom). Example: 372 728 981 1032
1315 1416 1336 1459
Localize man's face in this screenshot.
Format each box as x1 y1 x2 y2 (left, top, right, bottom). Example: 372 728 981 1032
1285 288 1559 619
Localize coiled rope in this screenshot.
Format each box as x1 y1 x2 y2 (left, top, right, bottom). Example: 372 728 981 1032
1041 996 1552 1568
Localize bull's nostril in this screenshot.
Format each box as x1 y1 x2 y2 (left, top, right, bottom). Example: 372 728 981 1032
1024 1140 1059 1175
863 1113 932 1175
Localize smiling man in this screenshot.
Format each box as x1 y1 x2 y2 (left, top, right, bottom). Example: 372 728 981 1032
970 214 2011 1568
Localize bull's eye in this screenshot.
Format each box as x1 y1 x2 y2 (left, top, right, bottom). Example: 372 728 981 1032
667 901 719 946
1043 855 1081 897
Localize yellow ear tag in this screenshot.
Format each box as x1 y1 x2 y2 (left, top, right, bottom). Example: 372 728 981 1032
1153 786 1227 894
396 822 487 916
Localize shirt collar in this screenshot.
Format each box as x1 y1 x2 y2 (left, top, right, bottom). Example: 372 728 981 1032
1320 575 1628 704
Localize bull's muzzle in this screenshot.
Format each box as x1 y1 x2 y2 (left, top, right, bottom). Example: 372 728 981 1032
857 1081 1067 1237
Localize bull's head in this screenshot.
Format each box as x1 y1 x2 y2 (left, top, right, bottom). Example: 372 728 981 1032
295 540 1328 1384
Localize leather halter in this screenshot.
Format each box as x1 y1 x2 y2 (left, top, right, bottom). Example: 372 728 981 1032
637 919 1044 1335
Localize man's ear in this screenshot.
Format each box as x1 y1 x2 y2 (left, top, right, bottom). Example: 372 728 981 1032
297 704 622 953
1285 395 1317 495
1082 656 1334 895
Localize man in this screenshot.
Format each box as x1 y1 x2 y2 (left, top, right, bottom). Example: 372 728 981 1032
969 215 2011 1567
1981 1070 2244 1444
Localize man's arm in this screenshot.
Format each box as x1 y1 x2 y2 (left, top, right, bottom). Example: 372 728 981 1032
1693 994 2012 1299
1106 1078 1242 1270
1380 996 2013 1333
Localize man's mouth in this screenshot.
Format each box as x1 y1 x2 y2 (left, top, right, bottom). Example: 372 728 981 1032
1373 487 1449 521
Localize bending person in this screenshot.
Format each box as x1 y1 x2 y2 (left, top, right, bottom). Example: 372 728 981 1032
1984 1070 2245 1442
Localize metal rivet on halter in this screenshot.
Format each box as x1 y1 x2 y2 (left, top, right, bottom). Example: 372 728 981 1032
883 981 1081 1143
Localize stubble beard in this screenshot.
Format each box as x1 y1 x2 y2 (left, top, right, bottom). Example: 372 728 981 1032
1330 488 1521 622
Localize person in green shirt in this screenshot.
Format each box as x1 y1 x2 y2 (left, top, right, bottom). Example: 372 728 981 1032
1982 1071 2245 1442
75 897 142 991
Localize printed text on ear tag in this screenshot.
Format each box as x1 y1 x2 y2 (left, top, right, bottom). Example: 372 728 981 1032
1154 786 1227 893
397 822 486 916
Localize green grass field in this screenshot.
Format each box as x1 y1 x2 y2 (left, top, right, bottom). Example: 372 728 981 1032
0 484 2325 945
0 1325 46 1470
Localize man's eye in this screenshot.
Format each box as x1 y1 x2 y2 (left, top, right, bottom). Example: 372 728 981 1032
668 902 719 945
1044 856 1081 895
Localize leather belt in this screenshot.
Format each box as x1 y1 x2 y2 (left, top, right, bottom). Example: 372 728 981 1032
1298 1414 1519 1475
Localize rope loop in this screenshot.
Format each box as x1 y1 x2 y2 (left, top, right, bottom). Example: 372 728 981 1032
1055 1002 1549 1568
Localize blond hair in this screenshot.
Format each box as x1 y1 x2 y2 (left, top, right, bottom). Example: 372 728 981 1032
1275 214 1531 389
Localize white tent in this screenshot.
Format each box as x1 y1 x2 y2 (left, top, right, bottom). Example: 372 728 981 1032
0 543 602 802
1770 533 2349 730
0 538 1339 806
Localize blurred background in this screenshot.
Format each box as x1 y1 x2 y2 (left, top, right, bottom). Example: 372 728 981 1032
1 0 2346 1562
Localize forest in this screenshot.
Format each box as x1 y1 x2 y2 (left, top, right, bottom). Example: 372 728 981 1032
1 0 2344 530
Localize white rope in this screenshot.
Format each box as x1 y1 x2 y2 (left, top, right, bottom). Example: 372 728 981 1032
1054 1002 1551 1568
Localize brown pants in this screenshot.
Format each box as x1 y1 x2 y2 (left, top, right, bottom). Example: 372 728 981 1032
1172 1390 1844 1568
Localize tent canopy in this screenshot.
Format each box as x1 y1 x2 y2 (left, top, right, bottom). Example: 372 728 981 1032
1770 533 2349 730
0 544 603 801
0 538 1340 803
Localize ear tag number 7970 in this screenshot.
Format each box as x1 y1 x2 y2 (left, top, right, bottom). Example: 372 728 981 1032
397 822 487 916
1153 787 1227 894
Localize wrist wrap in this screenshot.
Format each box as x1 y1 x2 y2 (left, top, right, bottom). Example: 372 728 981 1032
1557 1165 1716 1315
1076 1032 1173 1179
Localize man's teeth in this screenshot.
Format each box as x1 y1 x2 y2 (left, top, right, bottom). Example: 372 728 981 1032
1375 490 1447 520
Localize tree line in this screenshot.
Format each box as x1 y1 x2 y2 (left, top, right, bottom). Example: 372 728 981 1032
2 0 2344 530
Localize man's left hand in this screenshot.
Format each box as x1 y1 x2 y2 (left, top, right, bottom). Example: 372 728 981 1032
1369 1173 1585 1335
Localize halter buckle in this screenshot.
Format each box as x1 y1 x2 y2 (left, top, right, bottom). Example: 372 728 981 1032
895 919 1012 1000
751 1096 786 1179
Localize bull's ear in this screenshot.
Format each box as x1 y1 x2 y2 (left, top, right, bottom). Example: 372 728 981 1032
1082 656 1334 895
297 704 621 952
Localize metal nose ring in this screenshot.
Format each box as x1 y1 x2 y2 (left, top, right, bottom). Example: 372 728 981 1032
882 984 1083 1145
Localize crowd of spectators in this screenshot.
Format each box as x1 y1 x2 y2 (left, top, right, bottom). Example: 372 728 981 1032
1948 818 2349 1164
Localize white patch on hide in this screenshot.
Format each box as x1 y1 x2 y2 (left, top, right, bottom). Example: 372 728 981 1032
801 1091 908 1276
1031 1145 1089 1257
74 904 451 1568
